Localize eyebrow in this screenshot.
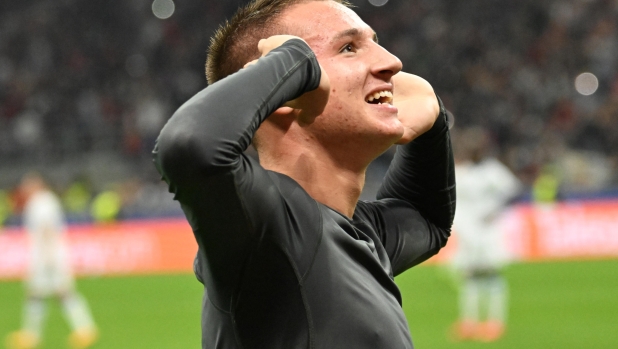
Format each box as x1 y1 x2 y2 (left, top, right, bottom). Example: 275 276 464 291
332 28 379 44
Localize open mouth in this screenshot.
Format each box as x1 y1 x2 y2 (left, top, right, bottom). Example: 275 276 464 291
365 90 393 105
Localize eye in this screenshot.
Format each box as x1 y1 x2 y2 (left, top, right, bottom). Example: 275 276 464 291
339 43 355 53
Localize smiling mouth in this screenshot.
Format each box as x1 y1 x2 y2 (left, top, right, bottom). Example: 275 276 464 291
365 90 393 105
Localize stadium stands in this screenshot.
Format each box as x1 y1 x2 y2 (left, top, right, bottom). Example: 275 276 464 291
1 0 617 221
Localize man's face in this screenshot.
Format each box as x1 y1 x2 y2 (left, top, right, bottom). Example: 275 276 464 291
280 1 404 152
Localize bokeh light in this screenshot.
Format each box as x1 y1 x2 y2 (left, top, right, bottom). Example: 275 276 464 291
574 72 599 96
152 0 175 19
368 0 389 7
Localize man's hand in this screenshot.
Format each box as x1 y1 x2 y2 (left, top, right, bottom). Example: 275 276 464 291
245 35 330 125
392 73 440 144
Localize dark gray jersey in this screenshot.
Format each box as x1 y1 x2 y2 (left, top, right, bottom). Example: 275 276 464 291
153 39 455 349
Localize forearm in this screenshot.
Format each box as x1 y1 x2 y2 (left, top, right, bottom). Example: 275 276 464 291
377 96 456 230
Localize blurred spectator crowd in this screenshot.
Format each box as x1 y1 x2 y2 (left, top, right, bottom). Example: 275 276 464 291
367 0 618 192
0 0 617 223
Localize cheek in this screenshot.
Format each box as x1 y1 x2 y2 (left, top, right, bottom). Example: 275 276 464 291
327 84 343 108
323 57 364 89
326 73 364 108
317 60 367 128
317 96 363 135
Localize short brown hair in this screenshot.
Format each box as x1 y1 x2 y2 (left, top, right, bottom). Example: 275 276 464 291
205 0 352 85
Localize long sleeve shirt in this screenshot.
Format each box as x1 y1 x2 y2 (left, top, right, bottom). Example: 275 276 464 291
153 39 455 349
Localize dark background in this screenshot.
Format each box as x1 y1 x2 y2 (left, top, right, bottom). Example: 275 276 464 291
1 0 617 222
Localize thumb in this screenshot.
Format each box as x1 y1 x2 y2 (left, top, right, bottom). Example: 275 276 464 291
243 59 258 68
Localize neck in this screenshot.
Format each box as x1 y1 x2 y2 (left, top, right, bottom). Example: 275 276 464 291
260 144 368 218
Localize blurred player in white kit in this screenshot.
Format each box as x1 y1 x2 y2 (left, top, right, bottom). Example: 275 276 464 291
450 127 521 342
5 173 98 349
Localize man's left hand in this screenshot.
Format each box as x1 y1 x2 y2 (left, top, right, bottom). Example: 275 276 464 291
392 72 440 144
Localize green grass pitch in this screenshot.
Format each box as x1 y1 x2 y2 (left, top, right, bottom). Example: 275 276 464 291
1 259 616 348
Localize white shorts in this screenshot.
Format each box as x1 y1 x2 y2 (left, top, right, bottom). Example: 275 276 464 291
452 226 510 272
26 249 75 297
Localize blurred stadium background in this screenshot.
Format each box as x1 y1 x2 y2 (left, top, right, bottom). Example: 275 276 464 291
1 0 617 348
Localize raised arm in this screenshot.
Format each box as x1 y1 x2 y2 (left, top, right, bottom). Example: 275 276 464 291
154 38 321 186
365 74 455 275
152 38 322 306
378 95 455 228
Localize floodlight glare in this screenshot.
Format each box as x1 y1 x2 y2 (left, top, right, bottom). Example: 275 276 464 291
574 72 599 96
152 0 175 20
368 0 389 7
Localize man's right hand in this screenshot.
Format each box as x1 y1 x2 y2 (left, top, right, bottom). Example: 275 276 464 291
245 35 330 125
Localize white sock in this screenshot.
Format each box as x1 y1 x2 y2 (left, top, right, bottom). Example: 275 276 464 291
460 277 480 322
61 292 96 331
22 298 47 339
486 275 508 324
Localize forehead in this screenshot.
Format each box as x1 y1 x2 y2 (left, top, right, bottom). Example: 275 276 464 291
280 2 371 45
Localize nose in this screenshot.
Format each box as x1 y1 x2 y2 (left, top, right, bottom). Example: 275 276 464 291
370 43 402 80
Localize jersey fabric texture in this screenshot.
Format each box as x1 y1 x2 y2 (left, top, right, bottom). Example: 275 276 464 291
154 39 456 349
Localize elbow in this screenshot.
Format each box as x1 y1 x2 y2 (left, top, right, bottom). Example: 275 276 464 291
430 224 451 254
157 118 201 160
438 226 452 250
154 116 231 185
153 121 193 184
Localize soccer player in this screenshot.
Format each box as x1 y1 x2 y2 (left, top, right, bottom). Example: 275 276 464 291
5 173 98 349
450 127 521 342
153 0 455 348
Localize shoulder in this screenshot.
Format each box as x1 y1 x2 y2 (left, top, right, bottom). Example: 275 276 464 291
354 199 418 230
481 158 515 178
264 171 324 275
26 191 60 212
481 157 506 170
24 191 63 225
266 171 322 222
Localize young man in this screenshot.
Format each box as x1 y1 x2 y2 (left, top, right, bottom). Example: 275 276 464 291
5 173 98 349
451 127 521 342
153 0 455 348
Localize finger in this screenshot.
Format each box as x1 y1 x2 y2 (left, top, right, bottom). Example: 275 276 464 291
243 59 258 68
275 106 295 114
257 39 266 54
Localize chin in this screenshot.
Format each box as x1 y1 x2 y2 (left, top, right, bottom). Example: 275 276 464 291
374 120 405 141
362 129 403 152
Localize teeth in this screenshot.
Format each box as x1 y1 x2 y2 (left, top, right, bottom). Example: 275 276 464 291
366 90 393 103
